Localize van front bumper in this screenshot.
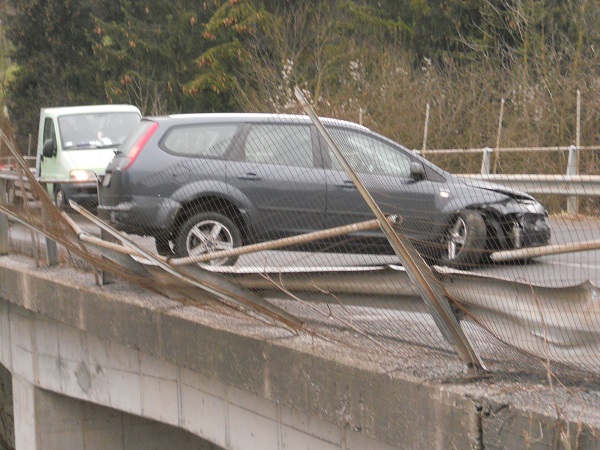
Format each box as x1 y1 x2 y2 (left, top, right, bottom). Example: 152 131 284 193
59 182 99 207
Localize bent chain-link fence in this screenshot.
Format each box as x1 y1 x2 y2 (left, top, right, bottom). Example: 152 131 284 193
1 94 600 383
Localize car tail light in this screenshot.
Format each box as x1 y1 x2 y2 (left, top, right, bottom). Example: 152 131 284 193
123 122 159 170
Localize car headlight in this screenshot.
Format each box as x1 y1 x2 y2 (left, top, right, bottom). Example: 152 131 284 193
70 169 96 181
516 198 546 215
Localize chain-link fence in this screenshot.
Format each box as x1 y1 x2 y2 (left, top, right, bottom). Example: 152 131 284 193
1 95 600 383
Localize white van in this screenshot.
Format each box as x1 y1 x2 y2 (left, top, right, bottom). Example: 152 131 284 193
36 104 141 209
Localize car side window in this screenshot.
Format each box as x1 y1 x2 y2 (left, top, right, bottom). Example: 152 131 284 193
245 124 314 168
162 124 237 158
328 128 412 178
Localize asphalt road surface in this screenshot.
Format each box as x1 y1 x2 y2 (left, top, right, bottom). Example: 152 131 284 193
5 213 600 288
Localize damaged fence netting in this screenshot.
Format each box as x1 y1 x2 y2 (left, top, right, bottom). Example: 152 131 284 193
1 96 600 381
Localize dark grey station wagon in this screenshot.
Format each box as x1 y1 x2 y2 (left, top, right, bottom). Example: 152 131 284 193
98 113 551 267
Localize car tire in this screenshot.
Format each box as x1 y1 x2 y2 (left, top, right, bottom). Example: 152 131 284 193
55 186 69 211
441 210 486 269
155 236 174 256
174 212 242 266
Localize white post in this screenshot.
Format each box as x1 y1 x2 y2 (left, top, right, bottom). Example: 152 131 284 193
567 90 581 215
481 147 493 175
0 180 7 254
492 98 505 174
422 103 430 156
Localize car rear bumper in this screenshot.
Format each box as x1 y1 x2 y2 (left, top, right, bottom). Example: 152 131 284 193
98 196 179 236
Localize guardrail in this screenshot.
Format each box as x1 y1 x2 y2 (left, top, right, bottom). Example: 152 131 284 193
419 145 600 174
419 144 600 214
0 155 36 168
459 173 600 196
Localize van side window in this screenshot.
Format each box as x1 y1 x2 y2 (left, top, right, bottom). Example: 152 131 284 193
245 124 314 168
43 118 55 143
162 124 237 158
328 128 412 177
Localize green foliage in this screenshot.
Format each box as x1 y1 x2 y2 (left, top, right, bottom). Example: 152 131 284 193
1 0 598 160
186 0 271 109
4 0 102 143
93 0 223 114
0 14 15 104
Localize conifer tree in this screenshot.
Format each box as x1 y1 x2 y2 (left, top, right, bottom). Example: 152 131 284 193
93 0 222 114
5 0 101 144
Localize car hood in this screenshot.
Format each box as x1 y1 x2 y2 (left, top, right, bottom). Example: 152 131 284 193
457 177 536 202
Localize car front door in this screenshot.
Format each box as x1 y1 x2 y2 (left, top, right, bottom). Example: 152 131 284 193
227 123 327 241
322 127 442 247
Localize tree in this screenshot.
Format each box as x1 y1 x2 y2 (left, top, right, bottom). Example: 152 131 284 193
190 0 410 112
5 0 102 146
93 0 222 115
0 4 16 104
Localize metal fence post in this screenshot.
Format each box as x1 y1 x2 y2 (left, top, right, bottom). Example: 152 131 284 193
0 211 7 255
45 237 58 266
0 181 8 255
481 147 492 175
295 87 485 375
567 144 579 215
421 103 430 156
99 228 118 285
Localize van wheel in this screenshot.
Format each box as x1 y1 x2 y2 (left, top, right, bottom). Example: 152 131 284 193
174 212 242 266
440 210 487 269
55 186 69 211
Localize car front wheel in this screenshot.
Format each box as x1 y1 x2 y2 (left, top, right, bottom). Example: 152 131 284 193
441 210 487 268
174 212 242 266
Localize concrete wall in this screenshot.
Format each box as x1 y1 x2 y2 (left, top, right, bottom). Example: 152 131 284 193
1 258 599 449
19 384 220 449
0 364 13 450
0 301 396 450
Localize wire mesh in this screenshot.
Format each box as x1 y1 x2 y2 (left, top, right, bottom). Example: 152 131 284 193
1 103 600 382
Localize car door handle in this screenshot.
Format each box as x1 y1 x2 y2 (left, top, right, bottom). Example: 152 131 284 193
335 180 356 189
237 173 262 181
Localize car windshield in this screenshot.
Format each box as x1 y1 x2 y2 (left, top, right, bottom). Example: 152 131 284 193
59 112 141 150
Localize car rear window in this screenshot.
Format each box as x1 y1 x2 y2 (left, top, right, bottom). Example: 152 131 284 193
161 124 238 158
245 124 314 168
121 120 158 157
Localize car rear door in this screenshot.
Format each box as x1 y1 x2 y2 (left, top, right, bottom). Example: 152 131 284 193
226 122 327 241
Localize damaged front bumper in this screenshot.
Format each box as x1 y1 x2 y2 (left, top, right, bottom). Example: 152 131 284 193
485 198 551 251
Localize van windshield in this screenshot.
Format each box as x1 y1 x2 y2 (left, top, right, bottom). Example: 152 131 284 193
59 112 141 150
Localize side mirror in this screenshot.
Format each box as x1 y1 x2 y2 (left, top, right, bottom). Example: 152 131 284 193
42 138 57 158
410 161 426 181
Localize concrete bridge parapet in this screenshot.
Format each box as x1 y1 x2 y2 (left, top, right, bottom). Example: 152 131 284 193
1 256 599 449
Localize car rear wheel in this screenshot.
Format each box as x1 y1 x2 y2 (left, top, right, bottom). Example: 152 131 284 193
174 212 242 266
441 210 486 268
